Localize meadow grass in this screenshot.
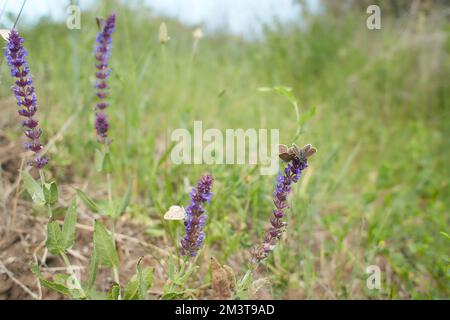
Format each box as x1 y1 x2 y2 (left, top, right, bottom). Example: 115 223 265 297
0 2 449 299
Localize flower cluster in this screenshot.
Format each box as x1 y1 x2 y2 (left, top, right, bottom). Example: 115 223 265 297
252 156 308 263
94 13 116 142
4 29 48 169
181 174 214 257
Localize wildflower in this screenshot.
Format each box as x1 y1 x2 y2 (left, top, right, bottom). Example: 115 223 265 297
4 29 48 169
181 174 213 257
94 13 116 142
252 144 316 263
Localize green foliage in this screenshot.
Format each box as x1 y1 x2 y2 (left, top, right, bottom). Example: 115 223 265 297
93 220 119 268
76 188 99 213
21 171 45 206
124 263 154 300
43 182 59 206
8 2 450 299
95 148 113 174
86 249 99 291
61 199 78 250
45 221 65 255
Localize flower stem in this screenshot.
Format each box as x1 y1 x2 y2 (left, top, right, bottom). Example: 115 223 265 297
106 171 121 299
60 251 86 299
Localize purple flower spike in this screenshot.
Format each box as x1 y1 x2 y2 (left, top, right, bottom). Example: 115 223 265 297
4 29 48 169
94 13 116 143
252 146 315 264
181 174 214 257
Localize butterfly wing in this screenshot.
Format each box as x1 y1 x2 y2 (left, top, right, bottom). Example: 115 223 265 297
300 144 317 159
164 205 186 220
0 29 10 41
289 143 301 159
278 144 293 161
96 17 105 30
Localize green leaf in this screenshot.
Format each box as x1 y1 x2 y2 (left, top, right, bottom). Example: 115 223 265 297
43 182 58 206
41 278 71 296
62 199 77 250
94 148 113 173
116 179 132 217
75 188 99 213
31 265 70 296
137 264 146 300
86 249 98 290
108 284 121 300
21 171 45 206
93 220 119 267
124 266 154 300
95 148 105 172
160 292 186 300
103 152 113 174
45 221 65 255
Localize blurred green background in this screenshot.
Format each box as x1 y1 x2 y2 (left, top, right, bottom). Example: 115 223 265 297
0 0 449 299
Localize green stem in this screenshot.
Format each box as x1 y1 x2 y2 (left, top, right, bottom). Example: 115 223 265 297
60 252 86 299
38 169 46 185
106 173 113 204
106 171 121 299
292 101 301 142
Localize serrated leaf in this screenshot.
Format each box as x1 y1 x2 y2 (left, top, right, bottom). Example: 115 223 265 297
75 188 99 213
116 179 132 217
46 221 65 255
21 171 45 206
124 266 154 300
93 220 119 267
62 199 77 250
43 182 58 206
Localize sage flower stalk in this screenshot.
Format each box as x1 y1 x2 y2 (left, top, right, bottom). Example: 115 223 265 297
94 13 116 142
181 174 213 257
4 29 48 169
252 144 316 263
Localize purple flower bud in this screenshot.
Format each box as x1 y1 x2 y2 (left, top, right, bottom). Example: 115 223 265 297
180 174 214 257
95 112 109 138
252 154 311 263
4 29 48 169
93 13 116 143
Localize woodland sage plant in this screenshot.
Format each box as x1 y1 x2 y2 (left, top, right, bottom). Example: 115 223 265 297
3 17 316 301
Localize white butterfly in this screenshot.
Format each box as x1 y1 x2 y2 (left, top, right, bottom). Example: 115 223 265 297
0 29 11 41
164 205 186 220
